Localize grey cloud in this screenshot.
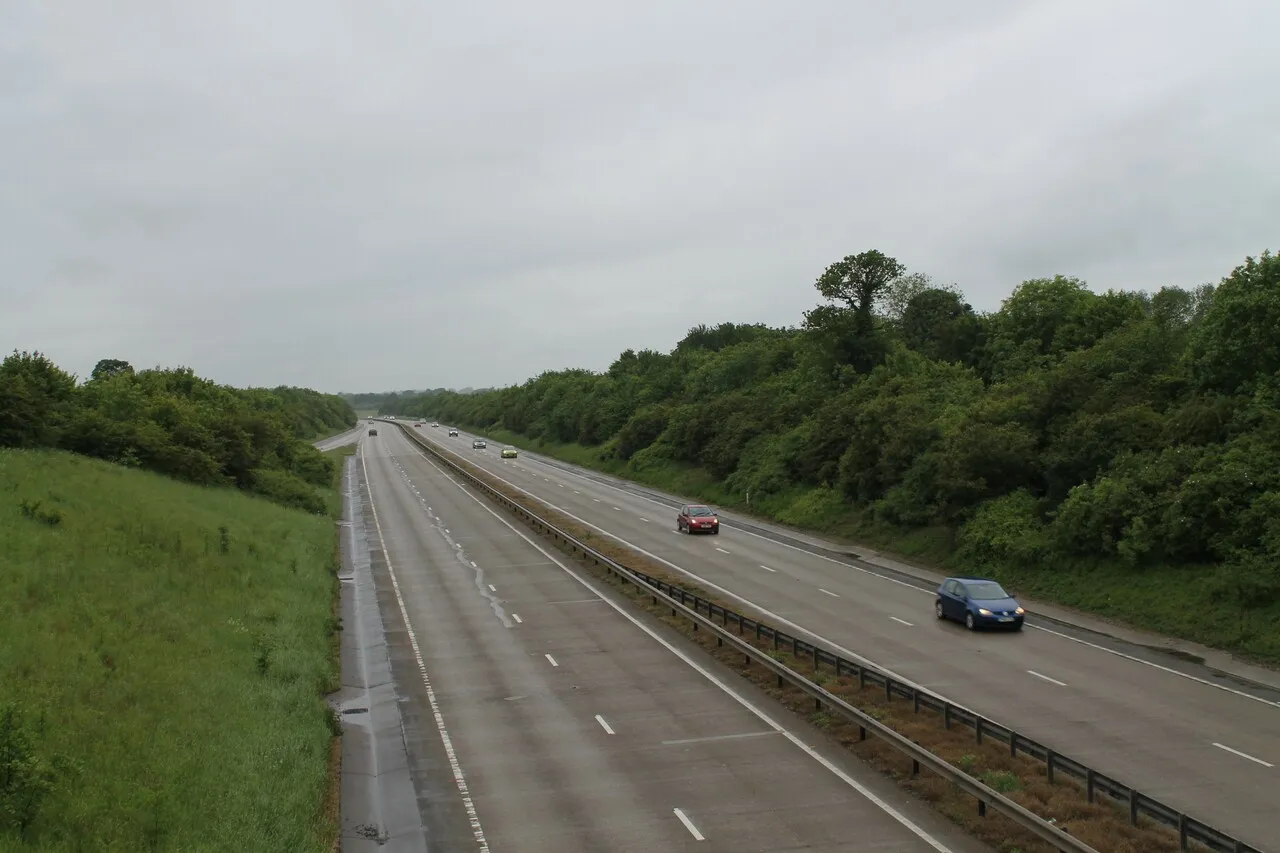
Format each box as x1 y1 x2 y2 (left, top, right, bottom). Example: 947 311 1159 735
3 1 1278 391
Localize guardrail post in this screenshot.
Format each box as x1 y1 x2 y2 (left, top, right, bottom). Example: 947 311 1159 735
1086 769 1095 803
977 799 986 818
885 679 892 701
859 725 866 741
944 703 952 730
1178 814 1188 851
1046 750 1055 783
911 758 919 778
812 646 819 671
858 667 866 689
912 689 920 714
1010 733 1017 757
756 622 762 641
1128 788 1138 825
976 717 984 745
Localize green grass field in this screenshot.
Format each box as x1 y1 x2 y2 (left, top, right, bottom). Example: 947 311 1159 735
0 448 342 851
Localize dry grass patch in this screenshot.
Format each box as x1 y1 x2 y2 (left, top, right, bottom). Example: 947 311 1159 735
411 433 1202 853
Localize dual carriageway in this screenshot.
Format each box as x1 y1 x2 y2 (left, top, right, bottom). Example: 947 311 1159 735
330 419 1279 852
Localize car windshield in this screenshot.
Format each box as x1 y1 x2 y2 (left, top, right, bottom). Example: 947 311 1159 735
964 581 1010 600
688 507 714 517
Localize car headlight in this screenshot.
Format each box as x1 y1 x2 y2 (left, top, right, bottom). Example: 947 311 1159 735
1015 607 1025 615
978 608 993 616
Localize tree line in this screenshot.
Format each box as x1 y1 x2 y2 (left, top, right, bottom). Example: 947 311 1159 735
1 354 357 513
390 249 1280 614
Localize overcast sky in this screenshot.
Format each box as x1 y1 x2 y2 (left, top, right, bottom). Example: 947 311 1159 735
3 2 1278 393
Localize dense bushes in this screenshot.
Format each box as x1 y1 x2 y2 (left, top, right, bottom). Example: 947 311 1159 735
387 250 1280 614
0 355 355 512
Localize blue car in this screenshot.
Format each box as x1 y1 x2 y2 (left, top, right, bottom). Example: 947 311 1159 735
935 577 1025 631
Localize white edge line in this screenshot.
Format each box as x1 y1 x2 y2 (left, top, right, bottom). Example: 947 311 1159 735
673 808 705 841
819 588 839 598
890 616 914 627
359 445 491 853
428 434 1280 711
1027 670 1067 688
544 653 559 667
595 714 616 735
412 448 954 853
760 565 777 573
716 547 731 554
1212 742 1273 767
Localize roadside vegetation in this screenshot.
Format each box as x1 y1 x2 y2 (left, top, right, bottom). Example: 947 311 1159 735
382 249 1280 662
0 449 342 851
1 355 356 514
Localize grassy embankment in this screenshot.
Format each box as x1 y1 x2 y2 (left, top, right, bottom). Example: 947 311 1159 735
0 446 353 851
472 425 1280 664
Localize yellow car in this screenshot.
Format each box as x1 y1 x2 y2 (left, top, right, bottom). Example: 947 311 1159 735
500 446 518 459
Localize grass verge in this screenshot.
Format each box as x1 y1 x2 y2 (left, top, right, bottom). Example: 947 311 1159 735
464 425 1280 665
409 429 1203 853
0 449 342 852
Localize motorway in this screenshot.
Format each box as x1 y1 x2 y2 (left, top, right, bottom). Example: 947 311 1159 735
317 424 369 452
350 425 982 852
397 420 1280 851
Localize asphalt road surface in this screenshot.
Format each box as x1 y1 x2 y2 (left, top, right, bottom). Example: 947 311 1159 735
356 427 985 853
316 423 370 451
400 421 1280 851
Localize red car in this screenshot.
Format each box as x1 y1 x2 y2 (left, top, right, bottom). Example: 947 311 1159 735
677 504 720 534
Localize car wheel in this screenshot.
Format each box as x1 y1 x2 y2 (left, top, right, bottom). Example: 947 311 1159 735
711 527 720 535
965 612 976 631
935 601 945 621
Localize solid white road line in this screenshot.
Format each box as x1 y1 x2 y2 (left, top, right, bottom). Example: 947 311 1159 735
760 565 777 573
819 588 839 598
359 446 491 853
411 448 955 853
640 518 650 523
716 547 730 554
890 617 914 627
595 714 616 735
1212 743 1273 767
1027 670 1067 687
663 731 777 746
544 653 559 667
673 808 705 842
